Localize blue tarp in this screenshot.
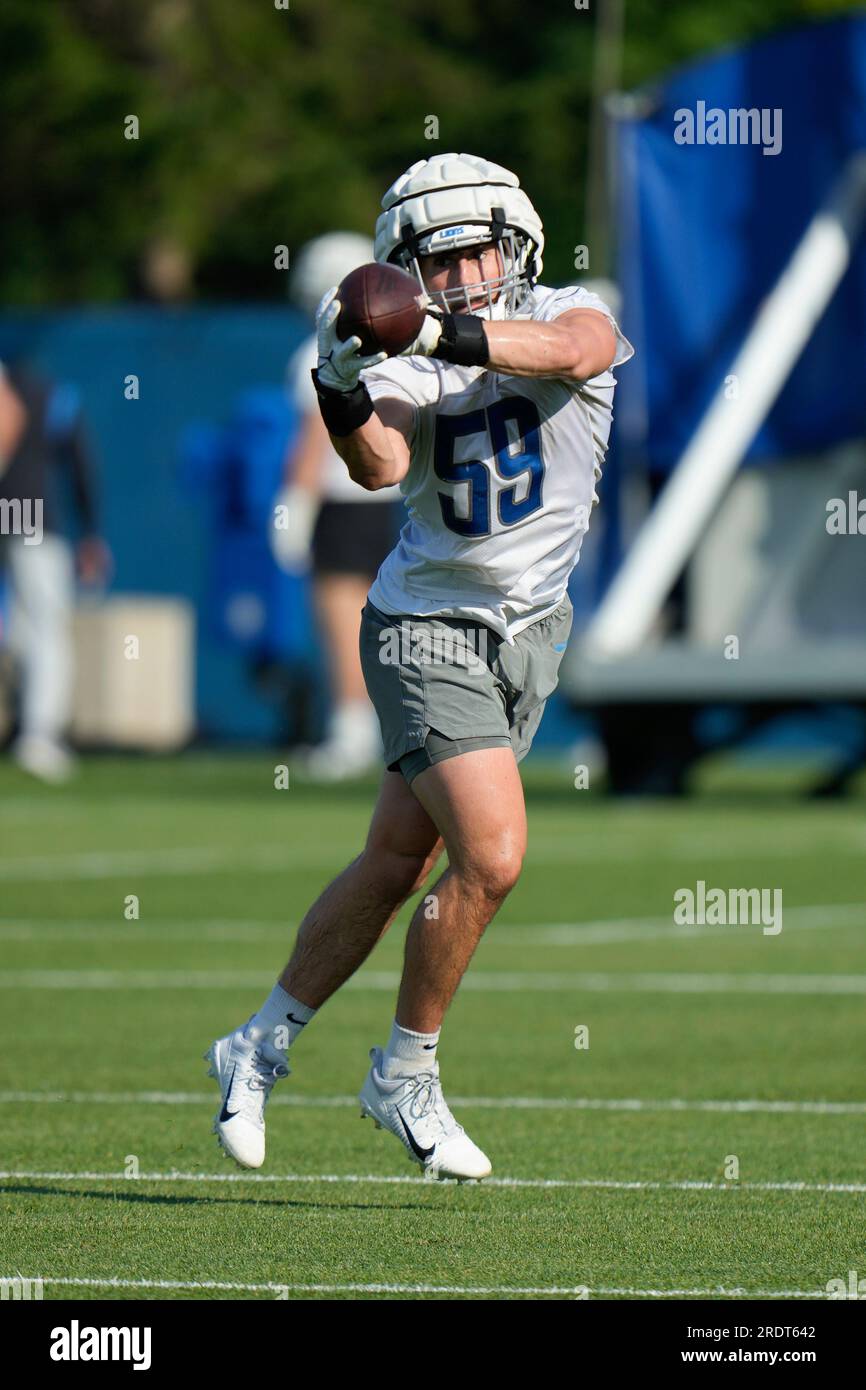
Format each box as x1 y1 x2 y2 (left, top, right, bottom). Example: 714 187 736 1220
614 14 866 474
0 308 311 738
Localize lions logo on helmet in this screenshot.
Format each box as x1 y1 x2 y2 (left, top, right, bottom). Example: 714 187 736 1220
374 153 545 321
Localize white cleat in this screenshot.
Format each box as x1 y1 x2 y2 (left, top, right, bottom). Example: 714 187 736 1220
205 1022 289 1169
358 1046 492 1182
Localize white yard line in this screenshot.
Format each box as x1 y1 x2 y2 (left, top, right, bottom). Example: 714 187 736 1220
0 846 304 881
0 1091 863 1115
0 1273 826 1299
2 1168 864 1194
500 903 866 944
0 902 861 943
1 968 864 993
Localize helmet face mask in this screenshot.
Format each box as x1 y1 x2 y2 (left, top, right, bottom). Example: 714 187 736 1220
397 227 532 321
375 153 544 323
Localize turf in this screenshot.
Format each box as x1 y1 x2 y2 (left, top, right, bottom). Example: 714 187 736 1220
1 753 864 1301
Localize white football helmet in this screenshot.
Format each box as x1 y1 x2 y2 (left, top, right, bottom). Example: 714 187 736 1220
374 152 544 320
289 231 375 319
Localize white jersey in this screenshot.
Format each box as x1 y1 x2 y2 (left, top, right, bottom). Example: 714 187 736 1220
362 283 634 641
287 334 401 504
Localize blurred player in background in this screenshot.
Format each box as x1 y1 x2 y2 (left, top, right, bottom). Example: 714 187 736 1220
210 154 633 1181
0 358 111 782
271 233 403 779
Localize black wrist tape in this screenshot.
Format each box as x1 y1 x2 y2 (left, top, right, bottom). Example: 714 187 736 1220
311 371 374 436
431 314 490 367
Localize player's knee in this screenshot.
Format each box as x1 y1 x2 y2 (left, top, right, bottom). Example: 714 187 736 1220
459 838 525 903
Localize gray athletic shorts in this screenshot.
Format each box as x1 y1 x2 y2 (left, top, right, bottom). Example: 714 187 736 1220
359 597 573 784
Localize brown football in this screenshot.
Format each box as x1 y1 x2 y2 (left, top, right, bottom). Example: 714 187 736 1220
336 263 427 356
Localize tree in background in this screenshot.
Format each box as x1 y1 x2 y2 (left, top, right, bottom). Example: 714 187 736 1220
0 0 856 303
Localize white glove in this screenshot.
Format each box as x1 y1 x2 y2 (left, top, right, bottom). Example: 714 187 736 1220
398 303 445 359
270 483 319 573
315 287 387 392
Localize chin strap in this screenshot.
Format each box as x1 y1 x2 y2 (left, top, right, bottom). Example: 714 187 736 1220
431 314 490 367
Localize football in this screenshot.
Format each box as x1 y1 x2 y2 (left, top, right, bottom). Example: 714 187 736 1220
336 262 428 356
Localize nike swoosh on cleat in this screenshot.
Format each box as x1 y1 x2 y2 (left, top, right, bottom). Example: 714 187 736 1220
219 1064 238 1122
396 1106 435 1162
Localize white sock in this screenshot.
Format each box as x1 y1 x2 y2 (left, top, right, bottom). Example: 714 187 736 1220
382 1019 440 1078
244 984 316 1054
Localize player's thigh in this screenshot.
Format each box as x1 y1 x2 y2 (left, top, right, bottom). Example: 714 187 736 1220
410 746 527 892
365 769 443 872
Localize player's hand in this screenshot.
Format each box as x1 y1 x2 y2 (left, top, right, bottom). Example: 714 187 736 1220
398 302 445 359
269 483 319 573
315 287 387 393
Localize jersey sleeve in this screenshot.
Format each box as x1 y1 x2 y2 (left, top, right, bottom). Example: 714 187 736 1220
533 284 634 369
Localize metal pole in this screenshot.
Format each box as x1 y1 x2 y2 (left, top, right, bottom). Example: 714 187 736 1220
585 0 626 279
584 153 866 659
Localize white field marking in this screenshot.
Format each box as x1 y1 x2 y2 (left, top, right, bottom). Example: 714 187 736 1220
2 1168 865 1194
525 821 866 862
0 919 296 942
2 825 866 881
2 968 865 994
498 903 866 945
0 902 861 944
0 845 306 882
1 1090 863 1115
0 1274 825 1299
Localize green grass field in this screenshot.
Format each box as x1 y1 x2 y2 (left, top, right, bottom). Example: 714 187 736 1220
1 753 864 1301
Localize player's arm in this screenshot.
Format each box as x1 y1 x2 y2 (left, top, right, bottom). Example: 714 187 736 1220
482 308 617 382
329 396 411 491
310 287 411 492
270 409 328 571
406 305 617 383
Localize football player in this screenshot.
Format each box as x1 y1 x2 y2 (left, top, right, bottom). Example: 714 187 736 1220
207 153 633 1180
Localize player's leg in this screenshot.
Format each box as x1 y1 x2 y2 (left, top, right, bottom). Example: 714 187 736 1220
357 603 573 1180
278 768 444 1006
359 744 526 1181
396 745 526 1029
206 769 443 1168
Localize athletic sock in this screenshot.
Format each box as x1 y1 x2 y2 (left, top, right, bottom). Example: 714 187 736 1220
244 984 316 1054
382 1019 440 1078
